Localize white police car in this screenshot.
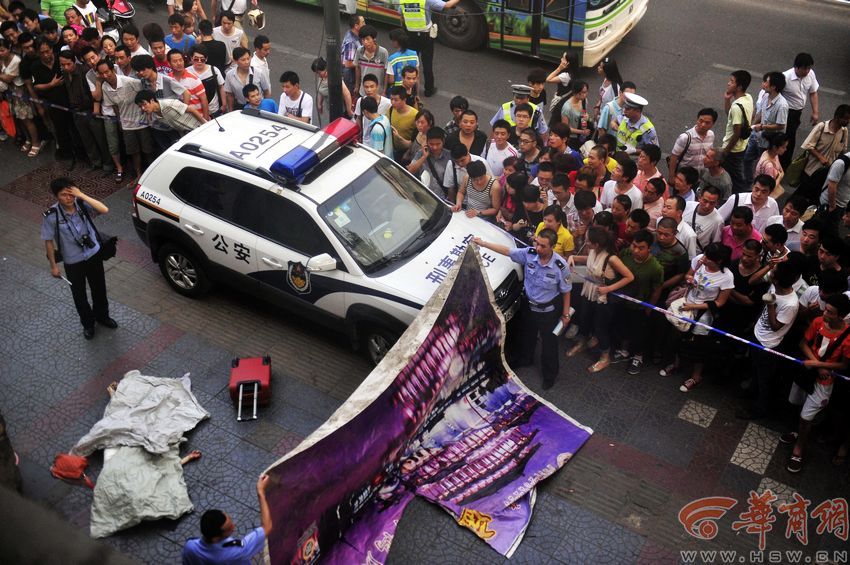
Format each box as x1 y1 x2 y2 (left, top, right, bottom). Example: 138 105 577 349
131 109 523 363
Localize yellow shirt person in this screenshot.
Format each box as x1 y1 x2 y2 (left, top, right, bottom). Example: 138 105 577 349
535 221 574 258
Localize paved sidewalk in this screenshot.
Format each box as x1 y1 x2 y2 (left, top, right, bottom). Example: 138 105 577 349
1 151 849 563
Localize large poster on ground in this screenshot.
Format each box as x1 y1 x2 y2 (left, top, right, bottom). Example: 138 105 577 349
263 246 593 563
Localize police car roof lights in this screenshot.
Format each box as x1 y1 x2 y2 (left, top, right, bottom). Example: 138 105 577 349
270 118 360 183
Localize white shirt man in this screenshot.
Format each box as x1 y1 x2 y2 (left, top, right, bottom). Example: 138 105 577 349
684 198 724 251
718 190 780 234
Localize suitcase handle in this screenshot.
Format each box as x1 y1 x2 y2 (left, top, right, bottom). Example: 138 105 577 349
236 382 259 422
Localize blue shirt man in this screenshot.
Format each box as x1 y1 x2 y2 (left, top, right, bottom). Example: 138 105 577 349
473 231 571 389
41 201 101 265
183 474 273 565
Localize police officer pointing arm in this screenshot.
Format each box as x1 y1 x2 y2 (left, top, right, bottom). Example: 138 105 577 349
474 229 571 390
182 474 273 564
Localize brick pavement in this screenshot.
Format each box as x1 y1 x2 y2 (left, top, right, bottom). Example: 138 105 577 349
2 155 849 564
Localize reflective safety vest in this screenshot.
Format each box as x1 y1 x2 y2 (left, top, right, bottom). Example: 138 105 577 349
400 0 429 32
502 101 540 128
616 116 655 151
390 52 420 85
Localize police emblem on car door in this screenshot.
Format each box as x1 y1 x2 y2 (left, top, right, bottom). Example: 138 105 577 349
286 261 311 294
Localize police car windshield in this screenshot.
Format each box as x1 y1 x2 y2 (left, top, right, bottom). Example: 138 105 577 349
319 159 447 274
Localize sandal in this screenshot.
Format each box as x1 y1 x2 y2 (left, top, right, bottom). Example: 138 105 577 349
659 363 678 377
20 141 32 153
114 170 124 183
679 378 700 392
588 360 610 373
566 341 587 358
27 141 45 157
787 454 803 474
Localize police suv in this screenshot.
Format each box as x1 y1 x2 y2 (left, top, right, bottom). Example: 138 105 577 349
131 109 522 363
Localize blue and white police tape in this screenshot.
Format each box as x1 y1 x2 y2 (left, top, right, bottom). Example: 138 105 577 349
571 269 850 383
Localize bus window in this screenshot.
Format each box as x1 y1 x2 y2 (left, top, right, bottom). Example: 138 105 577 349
544 0 569 20
506 0 532 11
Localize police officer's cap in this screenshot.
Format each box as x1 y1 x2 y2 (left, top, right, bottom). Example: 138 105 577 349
511 84 533 98
624 92 648 109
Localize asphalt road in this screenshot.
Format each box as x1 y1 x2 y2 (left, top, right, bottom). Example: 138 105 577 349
137 0 848 147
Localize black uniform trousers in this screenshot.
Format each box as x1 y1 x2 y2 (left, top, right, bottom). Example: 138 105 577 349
518 301 560 387
407 31 435 93
64 252 109 330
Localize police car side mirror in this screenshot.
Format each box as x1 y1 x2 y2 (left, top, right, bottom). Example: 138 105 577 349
306 253 337 272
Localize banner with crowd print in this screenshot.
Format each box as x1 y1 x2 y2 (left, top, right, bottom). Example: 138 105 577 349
263 246 593 562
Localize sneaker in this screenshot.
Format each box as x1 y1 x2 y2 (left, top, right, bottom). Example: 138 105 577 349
0 131 8 141
611 349 630 363
779 432 798 445
659 363 678 377
627 356 643 375
786 454 803 473
564 323 579 339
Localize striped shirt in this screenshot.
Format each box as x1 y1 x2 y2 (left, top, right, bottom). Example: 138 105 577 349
671 126 715 171
170 70 206 113
154 99 202 133
353 46 389 96
463 177 496 214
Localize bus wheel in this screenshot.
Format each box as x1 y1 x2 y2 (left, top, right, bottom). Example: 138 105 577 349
436 0 487 50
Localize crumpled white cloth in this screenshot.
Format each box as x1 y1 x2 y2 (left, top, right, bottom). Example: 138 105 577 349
72 370 210 456
90 445 194 538
69 370 210 537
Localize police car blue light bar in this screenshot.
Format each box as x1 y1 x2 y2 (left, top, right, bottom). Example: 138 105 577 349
270 118 360 182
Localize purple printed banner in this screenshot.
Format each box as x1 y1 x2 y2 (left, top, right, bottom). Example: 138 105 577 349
264 246 593 563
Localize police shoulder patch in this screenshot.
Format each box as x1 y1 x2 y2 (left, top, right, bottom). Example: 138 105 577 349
555 259 565 270
526 248 537 255
222 539 244 548
43 208 56 218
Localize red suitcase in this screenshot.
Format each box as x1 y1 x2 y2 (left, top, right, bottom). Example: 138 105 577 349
229 356 272 421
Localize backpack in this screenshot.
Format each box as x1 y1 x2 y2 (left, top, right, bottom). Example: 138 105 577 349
50 453 95 489
735 102 752 139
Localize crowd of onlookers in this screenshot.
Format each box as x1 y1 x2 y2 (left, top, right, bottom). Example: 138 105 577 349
2 0 850 476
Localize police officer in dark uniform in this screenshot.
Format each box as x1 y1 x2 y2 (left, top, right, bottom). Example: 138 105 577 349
41 177 117 340
474 229 572 389
182 474 273 564
399 0 461 97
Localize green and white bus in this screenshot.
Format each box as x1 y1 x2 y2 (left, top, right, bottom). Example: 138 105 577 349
328 0 647 66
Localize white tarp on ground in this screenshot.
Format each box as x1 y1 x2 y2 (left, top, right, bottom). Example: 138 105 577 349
90 445 193 538
72 371 209 538
72 371 210 456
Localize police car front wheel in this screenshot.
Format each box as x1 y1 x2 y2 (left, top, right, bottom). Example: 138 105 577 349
158 243 211 298
363 327 400 366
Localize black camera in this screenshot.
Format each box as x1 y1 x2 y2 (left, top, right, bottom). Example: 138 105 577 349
80 234 96 249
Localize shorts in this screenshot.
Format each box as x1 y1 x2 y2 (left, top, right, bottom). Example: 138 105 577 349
103 118 121 156
123 127 153 155
788 381 833 422
9 88 34 120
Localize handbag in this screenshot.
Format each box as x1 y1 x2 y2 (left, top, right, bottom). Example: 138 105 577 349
50 453 95 489
0 99 16 138
786 122 826 187
78 201 118 261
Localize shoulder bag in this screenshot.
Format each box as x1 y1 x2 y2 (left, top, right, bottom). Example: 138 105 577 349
786 121 826 187
78 201 118 261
